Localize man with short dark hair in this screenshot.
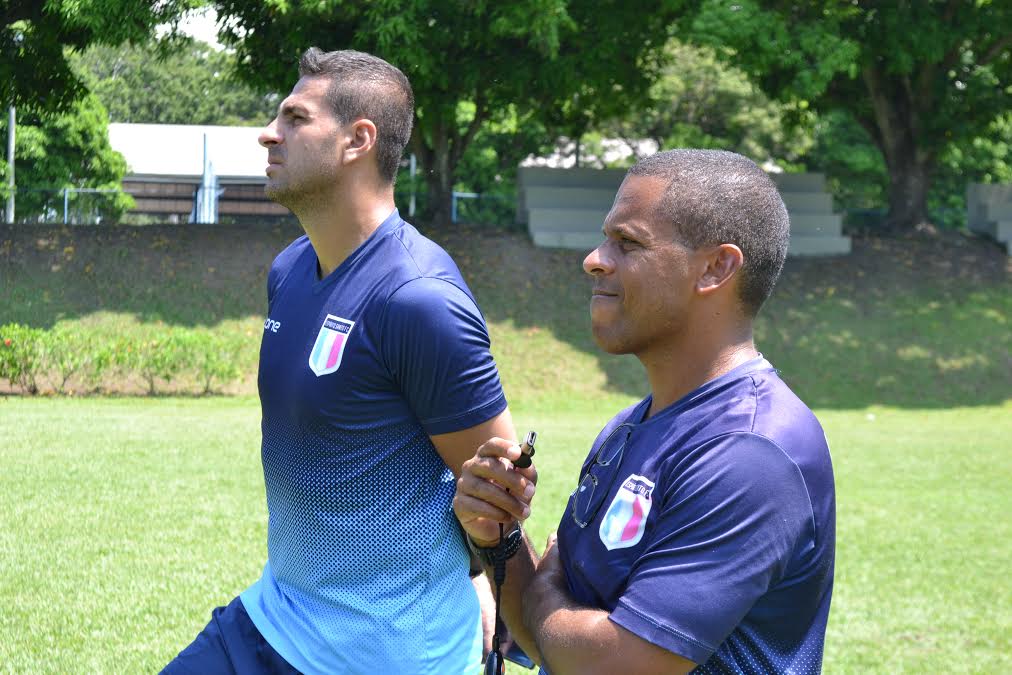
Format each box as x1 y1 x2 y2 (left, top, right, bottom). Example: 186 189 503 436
454 149 836 674
164 47 514 674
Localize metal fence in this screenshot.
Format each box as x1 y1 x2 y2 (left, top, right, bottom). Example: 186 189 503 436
2 187 128 225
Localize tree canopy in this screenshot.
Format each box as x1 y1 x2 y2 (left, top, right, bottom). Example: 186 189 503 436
597 38 812 169
2 0 202 114
72 40 278 126
691 0 1012 230
0 93 133 222
211 0 686 224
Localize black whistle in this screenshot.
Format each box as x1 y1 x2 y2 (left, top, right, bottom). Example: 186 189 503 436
512 430 537 468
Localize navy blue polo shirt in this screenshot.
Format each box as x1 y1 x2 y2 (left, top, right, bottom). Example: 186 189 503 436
556 357 835 673
241 210 506 674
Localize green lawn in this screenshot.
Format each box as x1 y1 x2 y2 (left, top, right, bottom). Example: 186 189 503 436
1 397 1009 673
2 224 1009 672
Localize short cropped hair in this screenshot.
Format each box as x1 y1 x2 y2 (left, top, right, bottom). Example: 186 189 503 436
628 149 790 317
298 47 414 184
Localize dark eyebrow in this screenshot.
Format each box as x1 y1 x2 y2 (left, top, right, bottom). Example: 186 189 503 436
279 102 310 117
602 221 645 240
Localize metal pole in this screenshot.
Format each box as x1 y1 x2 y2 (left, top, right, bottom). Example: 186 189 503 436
64 188 69 224
6 106 14 224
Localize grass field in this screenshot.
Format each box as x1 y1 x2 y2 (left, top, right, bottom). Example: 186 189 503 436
1 223 1010 672
1 398 1009 673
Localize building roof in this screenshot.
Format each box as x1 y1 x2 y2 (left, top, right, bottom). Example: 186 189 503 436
108 123 268 181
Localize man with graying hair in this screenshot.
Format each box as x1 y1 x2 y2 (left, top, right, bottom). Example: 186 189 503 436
164 47 514 674
454 149 836 673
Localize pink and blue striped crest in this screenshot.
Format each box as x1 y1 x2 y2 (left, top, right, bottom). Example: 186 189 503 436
599 474 654 550
308 314 355 377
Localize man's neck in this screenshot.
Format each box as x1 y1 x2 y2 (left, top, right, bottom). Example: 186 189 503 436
295 184 396 278
640 325 758 419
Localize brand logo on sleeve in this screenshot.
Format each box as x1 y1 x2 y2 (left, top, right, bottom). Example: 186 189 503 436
308 314 355 376
599 474 655 550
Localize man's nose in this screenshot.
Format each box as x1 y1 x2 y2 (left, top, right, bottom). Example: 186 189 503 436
583 242 612 276
259 119 281 147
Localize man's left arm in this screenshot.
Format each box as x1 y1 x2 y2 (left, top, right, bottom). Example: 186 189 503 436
526 433 815 674
523 535 696 675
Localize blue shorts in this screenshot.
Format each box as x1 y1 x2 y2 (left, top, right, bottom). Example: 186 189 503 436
162 596 300 675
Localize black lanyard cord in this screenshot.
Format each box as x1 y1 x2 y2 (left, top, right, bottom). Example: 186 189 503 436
487 521 506 674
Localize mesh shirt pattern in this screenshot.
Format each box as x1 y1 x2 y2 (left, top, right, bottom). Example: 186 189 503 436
240 213 501 675
243 417 480 674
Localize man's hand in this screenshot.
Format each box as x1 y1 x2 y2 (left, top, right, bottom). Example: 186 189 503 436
453 437 538 547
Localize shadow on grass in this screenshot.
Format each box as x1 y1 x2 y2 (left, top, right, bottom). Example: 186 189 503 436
1 223 1008 409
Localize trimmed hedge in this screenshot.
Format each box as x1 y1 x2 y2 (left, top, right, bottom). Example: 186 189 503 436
0 323 253 396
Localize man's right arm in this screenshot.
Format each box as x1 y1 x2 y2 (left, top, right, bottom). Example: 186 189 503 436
452 438 543 662
453 438 699 674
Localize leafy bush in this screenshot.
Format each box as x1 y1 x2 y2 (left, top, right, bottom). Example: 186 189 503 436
191 329 244 395
0 324 47 394
0 323 256 396
45 326 94 394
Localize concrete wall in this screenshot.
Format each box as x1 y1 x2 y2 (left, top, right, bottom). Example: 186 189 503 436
967 183 1012 252
519 167 851 256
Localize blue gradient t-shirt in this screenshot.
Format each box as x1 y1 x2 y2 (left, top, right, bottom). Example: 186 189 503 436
241 210 507 674
556 357 835 673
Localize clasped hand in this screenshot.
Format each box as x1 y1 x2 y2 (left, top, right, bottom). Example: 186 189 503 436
453 437 539 547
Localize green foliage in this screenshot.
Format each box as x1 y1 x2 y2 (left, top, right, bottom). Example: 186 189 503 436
210 0 684 223
45 324 94 394
930 112 1012 228
690 0 1012 230
1 0 202 114
599 38 812 168
71 40 279 126
0 323 254 396
190 329 244 394
0 323 45 394
0 94 133 222
806 110 889 226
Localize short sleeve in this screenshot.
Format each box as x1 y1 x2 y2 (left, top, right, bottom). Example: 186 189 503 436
380 276 506 435
266 262 279 306
608 433 815 664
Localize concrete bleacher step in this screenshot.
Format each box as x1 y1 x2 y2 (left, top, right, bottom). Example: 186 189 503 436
528 208 609 231
771 173 827 192
982 203 1012 222
531 231 604 250
789 213 844 236
520 167 851 257
523 186 618 211
788 235 851 257
779 192 834 213
519 166 626 189
974 220 1012 242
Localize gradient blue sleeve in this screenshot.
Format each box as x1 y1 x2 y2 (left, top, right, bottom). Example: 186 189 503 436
380 276 506 435
608 433 816 664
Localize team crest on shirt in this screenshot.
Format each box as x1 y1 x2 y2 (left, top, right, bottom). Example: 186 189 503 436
308 314 355 376
599 474 655 551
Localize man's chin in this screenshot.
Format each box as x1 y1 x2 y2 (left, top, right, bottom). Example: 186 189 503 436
264 183 293 207
590 325 630 355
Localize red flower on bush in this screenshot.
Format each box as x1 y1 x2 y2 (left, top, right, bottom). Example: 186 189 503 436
3 338 10 347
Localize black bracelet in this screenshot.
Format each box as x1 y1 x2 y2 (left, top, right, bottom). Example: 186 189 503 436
467 523 523 567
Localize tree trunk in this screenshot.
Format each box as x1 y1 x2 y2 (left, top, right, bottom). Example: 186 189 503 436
885 152 932 230
409 101 487 228
409 127 453 228
861 66 935 231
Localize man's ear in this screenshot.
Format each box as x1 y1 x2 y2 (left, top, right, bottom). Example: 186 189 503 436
342 118 378 165
696 243 744 296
